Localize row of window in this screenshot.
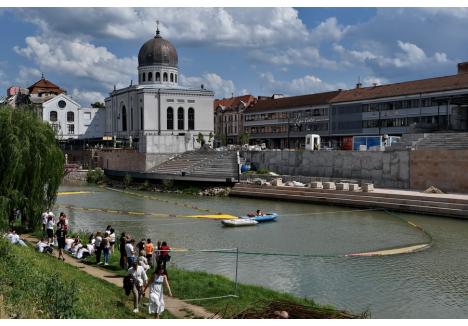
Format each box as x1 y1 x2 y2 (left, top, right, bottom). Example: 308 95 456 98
244 108 328 122
167 107 195 130
50 111 74 122
51 123 74 135
362 115 447 128
362 98 439 113
140 71 177 83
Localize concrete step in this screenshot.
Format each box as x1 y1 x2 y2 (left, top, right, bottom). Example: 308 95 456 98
231 187 468 218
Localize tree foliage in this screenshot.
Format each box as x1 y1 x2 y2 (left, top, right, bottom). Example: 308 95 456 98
239 132 250 145
90 102 105 109
0 106 64 231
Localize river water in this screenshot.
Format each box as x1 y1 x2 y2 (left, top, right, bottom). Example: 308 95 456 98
58 185 468 318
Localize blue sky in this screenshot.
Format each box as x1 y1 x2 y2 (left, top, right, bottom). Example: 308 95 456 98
1 8 468 106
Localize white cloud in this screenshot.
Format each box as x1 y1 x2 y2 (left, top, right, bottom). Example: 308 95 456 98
17 8 309 48
334 40 453 72
15 66 42 85
14 35 136 90
71 89 105 106
250 47 337 68
362 76 389 87
259 72 345 96
180 73 235 98
309 17 349 43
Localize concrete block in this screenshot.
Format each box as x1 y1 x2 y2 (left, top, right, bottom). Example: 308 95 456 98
336 182 349 191
349 183 360 191
271 178 283 186
310 181 323 189
362 183 374 192
323 182 336 190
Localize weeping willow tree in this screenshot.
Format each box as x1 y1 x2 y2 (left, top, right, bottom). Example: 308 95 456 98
0 106 64 231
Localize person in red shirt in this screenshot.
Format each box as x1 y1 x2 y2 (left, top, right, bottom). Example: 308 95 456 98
158 241 171 269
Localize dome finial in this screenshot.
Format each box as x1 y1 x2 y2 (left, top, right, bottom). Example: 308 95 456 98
155 20 160 37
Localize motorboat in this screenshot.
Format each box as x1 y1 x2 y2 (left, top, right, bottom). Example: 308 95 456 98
221 218 258 227
241 212 278 222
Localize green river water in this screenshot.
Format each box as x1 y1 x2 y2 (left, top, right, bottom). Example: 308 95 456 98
57 185 468 318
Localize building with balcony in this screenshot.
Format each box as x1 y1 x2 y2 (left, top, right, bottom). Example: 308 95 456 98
214 95 256 145
243 91 341 149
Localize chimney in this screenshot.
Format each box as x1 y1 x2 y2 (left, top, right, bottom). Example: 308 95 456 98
457 62 468 74
356 82 362 89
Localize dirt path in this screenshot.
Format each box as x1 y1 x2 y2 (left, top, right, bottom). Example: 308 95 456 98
23 235 218 319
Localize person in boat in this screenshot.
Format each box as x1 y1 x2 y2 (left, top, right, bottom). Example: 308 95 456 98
256 209 265 216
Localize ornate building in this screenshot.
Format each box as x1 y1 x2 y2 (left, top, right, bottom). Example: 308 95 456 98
104 26 214 154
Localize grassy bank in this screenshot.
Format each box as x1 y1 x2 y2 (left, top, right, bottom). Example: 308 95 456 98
80 246 363 318
0 239 173 318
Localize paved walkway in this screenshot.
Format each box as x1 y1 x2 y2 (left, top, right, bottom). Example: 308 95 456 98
23 235 217 319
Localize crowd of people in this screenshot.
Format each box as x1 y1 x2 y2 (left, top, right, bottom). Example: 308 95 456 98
33 213 173 318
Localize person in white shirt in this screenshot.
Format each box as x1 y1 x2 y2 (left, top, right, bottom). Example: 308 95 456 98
125 239 136 267
128 261 148 313
6 230 26 246
138 250 150 271
36 238 51 253
41 211 49 235
94 232 103 264
46 215 55 244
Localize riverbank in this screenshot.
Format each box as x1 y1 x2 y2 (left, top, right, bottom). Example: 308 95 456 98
230 183 468 219
23 229 362 319
0 238 173 319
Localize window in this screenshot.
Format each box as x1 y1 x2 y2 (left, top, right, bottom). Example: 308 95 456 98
67 124 74 135
177 107 184 130
142 73 146 82
163 73 168 82
131 107 133 131
188 107 195 130
84 112 91 120
67 111 74 122
121 105 127 131
170 73 174 82
50 111 58 122
140 107 144 130
58 100 66 108
167 107 174 130
156 72 160 82
175 74 177 83
148 72 153 81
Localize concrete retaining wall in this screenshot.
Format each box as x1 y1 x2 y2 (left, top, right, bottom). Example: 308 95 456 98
242 150 410 189
97 149 146 172
63 170 87 185
410 150 468 193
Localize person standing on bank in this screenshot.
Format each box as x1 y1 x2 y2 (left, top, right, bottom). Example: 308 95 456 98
144 266 172 319
119 232 128 269
46 215 55 245
95 231 103 264
102 232 111 266
159 241 171 269
126 239 136 267
145 239 154 267
56 223 66 261
128 261 148 313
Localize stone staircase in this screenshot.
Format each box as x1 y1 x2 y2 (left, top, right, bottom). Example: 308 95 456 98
231 183 468 218
389 132 468 150
150 150 240 181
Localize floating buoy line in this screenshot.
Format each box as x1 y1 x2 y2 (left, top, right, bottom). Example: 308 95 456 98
57 186 433 257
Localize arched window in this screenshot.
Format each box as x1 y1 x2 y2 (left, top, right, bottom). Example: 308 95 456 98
139 74 141 83
50 111 58 122
148 72 153 81
175 74 177 83
121 105 127 131
156 72 160 82
170 73 174 83
167 107 174 130
67 111 74 122
188 107 195 130
142 73 146 82
140 107 144 130
177 107 184 130
163 72 168 82
130 107 133 130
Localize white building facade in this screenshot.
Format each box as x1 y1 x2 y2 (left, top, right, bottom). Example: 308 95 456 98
104 28 214 154
42 93 105 140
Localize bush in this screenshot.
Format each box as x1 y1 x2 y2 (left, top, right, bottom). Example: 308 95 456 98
123 174 132 188
256 168 271 175
161 179 175 190
86 168 104 184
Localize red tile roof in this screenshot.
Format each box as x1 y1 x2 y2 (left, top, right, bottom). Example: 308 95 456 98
214 95 256 111
245 91 341 113
28 78 65 94
331 72 468 103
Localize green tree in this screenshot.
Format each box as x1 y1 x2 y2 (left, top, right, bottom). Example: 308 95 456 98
91 102 105 109
0 106 64 230
219 133 228 146
239 132 250 145
208 132 214 144
196 132 206 146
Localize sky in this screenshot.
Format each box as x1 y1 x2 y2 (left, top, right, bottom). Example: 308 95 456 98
1 7 468 106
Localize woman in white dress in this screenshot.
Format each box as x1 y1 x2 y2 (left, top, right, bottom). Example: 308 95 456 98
144 266 173 318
